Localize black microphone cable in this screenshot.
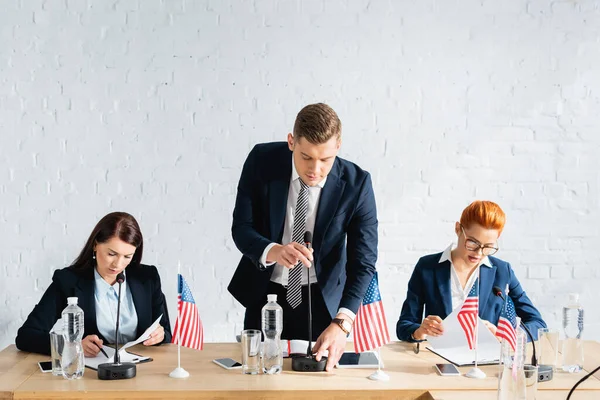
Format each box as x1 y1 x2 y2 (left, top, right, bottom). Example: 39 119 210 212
567 364 600 400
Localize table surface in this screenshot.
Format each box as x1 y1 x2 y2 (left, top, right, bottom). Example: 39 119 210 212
1 341 599 400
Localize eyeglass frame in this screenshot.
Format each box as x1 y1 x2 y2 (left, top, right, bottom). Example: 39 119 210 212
459 224 499 256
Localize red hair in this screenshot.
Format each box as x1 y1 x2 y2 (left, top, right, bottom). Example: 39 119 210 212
460 201 506 234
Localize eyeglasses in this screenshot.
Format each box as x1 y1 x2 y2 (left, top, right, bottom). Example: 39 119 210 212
460 224 499 256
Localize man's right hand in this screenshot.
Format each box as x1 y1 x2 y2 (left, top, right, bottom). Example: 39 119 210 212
266 243 313 269
413 315 444 340
82 335 104 357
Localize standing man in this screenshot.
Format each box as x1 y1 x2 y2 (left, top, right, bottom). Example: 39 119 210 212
228 103 378 371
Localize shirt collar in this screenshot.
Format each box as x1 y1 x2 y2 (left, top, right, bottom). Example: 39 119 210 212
291 156 327 188
94 268 127 297
438 243 493 268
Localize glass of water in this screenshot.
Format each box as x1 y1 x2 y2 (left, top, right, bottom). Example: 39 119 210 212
49 331 64 376
537 328 559 371
241 329 262 375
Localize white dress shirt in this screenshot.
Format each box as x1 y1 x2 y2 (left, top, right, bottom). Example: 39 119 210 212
94 268 138 344
260 157 355 320
438 243 493 311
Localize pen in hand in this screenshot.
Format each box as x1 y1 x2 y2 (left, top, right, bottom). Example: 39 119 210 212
100 347 109 359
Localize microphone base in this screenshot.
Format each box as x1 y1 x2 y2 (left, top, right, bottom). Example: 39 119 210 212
97 362 137 380
291 355 327 372
536 364 554 382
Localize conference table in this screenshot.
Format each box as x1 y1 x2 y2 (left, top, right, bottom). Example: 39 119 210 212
1 341 599 399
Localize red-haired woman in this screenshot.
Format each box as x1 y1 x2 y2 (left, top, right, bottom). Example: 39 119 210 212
396 201 545 342
16 212 171 356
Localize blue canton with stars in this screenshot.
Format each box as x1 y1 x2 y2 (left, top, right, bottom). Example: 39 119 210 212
502 295 517 327
362 273 382 305
178 274 196 304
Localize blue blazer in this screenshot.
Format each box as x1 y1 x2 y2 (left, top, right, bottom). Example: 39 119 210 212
396 252 546 342
16 264 172 355
228 142 378 317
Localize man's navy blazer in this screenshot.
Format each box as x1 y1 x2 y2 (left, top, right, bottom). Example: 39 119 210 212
228 142 378 317
396 252 546 342
16 264 172 355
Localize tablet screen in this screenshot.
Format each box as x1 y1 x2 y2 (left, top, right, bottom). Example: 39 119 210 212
337 352 379 366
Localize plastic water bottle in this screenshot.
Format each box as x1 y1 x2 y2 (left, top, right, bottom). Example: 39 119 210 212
562 293 584 373
61 297 85 379
261 294 283 374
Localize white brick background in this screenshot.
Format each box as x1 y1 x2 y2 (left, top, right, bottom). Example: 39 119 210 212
1 0 600 351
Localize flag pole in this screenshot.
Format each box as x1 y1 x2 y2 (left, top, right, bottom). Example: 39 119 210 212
368 346 390 381
466 266 486 379
170 262 190 378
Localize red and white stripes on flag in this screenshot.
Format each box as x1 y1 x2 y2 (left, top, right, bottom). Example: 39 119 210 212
353 273 390 353
171 274 203 350
457 278 479 350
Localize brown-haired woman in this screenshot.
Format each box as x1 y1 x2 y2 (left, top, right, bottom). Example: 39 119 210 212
16 212 172 356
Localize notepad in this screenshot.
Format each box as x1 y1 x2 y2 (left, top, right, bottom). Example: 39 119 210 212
85 346 151 370
281 340 329 358
84 314 162 370
426 308 500 366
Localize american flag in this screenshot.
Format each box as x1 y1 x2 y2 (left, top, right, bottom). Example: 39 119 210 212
496 292 517 351
171 274 203 350
457 278 479 350
353 272 390 353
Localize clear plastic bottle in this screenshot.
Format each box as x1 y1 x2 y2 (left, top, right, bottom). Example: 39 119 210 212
261 294 283 374
562 293 584 373
61 297 85 379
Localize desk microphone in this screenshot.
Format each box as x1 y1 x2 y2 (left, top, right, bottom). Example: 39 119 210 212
98 272 137 380
492 286 552 382
291 231 327 372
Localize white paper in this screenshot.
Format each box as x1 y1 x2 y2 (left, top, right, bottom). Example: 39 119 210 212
120 314 163 350
85 346 150 370
83 314 162 370
426 307 501 366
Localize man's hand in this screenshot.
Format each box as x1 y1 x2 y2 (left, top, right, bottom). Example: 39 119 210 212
82 335 104 357
313 314 351 372
266 243 313 269
143 325 165 346
413 315 444 340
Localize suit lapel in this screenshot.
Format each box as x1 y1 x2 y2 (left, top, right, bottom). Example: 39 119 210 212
435 260 453 318
478 264 497 317
268 151 292 242
75 269 100 340
127 269 148 337
313 162 345 270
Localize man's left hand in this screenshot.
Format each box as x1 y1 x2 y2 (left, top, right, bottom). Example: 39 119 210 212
313 315 351 372
143 325 165 346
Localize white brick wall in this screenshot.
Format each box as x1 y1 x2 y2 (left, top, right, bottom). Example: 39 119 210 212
1 0 599 351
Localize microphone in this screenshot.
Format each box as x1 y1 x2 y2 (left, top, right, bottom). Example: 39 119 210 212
492 286 553 382
291 231 327 372
98 272 137 380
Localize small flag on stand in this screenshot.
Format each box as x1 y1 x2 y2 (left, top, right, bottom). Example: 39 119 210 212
496 290 518 351
353 272 390 353
457 278 479 350
171 274 204 350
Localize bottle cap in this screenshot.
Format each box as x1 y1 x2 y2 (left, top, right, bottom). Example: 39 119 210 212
67 297 78 305
569 293 579 304
267 294 277 302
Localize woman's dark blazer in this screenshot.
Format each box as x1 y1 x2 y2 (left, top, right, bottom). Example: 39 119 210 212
396 253 546 343
16 264 172 355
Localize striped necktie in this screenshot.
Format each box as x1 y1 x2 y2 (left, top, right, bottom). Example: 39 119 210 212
286 179 309 309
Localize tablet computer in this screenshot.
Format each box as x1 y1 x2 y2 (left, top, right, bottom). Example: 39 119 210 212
336 351 381 368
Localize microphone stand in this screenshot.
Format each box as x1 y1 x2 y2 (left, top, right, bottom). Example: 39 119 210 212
98 273 137 380
493 287 553 382
292 232 327 372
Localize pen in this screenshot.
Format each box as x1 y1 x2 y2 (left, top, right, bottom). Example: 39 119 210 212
100 347 109 359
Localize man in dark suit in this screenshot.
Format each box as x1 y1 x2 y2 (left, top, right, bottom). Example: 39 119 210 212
228 103 378 370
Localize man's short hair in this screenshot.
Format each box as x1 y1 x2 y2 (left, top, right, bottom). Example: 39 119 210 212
293 103 341 144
